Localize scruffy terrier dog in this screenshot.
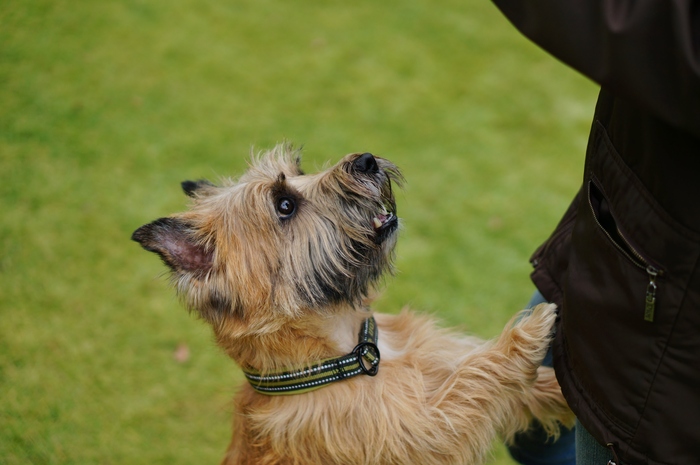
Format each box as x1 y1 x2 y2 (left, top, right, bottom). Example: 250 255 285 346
132 144 573 465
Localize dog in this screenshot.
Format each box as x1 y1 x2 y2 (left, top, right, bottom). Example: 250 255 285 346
132 144 574 465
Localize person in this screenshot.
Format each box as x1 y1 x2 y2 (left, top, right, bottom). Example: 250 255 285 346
490 1 700 464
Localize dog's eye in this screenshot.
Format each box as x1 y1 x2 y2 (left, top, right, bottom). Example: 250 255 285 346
276 197 296 217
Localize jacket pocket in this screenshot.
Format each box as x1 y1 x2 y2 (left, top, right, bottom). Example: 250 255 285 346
587 177 663 322
560 121 700 439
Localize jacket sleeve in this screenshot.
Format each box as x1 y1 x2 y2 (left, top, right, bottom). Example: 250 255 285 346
492 0 700 138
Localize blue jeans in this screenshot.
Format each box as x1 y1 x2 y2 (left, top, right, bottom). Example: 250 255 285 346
576 420 613 465
507 291 612 465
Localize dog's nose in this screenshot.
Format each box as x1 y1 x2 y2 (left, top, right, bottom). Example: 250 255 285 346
354 153 378 174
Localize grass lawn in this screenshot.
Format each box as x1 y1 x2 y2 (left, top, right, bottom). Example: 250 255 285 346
1 1 597 463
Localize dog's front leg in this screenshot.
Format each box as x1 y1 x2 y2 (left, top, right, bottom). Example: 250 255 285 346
429 303 572 462
491 303 574 441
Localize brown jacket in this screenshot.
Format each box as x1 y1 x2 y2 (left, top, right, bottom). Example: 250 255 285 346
493 1 700 463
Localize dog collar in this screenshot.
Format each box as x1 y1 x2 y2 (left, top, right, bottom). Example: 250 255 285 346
242 317 380 396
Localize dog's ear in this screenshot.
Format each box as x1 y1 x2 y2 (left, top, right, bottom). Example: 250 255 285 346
181 179 216 198
132 217 213 275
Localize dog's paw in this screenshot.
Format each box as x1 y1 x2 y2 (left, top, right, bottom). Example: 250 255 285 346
500 303 558 367
525 302 558 338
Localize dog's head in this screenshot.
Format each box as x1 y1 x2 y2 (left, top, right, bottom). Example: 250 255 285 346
132 144 403 331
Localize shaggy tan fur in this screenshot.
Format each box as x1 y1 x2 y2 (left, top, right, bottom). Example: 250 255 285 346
133 144 574 465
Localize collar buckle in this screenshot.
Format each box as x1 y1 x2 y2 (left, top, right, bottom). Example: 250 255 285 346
353 341 380 376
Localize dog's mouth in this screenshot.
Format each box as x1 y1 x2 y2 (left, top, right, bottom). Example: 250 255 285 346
372 193 398 243
372 206 397 233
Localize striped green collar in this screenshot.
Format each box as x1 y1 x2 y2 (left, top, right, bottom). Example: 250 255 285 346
243 317 380 396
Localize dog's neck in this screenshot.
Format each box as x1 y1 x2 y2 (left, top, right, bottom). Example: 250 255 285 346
241 314 379 395
328 309 373 354
214 304 372 374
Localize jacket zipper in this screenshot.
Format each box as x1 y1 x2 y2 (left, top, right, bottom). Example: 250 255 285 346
643 265 660 322
610 226 662 323
588 182 663 322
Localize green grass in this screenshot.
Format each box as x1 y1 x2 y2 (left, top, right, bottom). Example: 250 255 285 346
1 1 596 463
